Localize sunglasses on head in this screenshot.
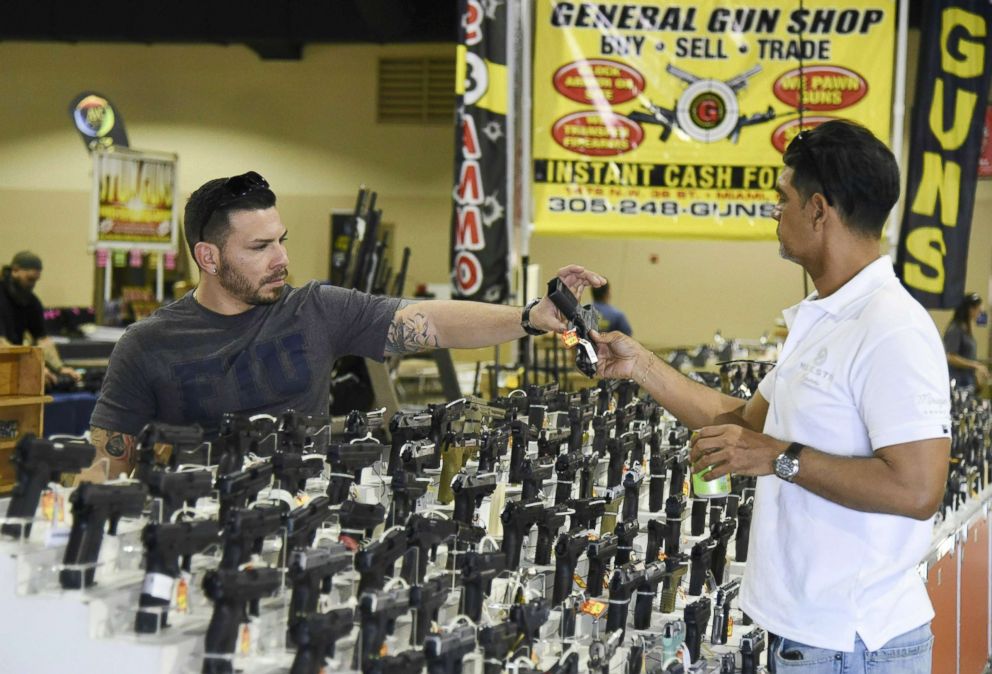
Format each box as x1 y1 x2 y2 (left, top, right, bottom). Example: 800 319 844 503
198 171 270 244
793 131 832 206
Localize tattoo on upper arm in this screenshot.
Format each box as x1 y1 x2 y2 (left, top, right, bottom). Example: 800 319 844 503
385 309 440 354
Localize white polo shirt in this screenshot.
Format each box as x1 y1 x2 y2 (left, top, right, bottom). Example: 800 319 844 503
742 256 951 652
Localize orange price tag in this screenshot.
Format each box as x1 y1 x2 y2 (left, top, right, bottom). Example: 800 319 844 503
176 576 189 613
580 600 608 618
561 330 579 348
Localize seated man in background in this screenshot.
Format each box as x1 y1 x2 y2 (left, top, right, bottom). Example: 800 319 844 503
0 250 81 386
85 170 605 479
591 282 632 336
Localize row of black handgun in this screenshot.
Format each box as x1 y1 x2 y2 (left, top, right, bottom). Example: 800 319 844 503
944 386 992 518
1 379 762 673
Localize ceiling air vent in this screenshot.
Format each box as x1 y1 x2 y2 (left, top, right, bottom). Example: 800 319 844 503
377 57 456 124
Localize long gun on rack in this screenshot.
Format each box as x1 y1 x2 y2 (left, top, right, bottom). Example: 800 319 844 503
2 435 95 538
136 519 220 633
351 191 380 292
60 481 148 589
331 186 367 288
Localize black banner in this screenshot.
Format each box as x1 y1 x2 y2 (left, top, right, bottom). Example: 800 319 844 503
68 92 129 150
450 0 511 303
896 1 992 308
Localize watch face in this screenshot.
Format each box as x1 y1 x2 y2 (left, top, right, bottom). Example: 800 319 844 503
775 454 799 480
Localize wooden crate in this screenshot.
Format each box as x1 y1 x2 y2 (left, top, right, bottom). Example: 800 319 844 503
0 347 52 493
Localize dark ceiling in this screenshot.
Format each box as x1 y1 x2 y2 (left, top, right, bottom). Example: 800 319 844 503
0 0 460 59
1 1 923 60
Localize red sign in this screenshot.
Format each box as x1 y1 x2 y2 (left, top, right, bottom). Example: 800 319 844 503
979 105 992 178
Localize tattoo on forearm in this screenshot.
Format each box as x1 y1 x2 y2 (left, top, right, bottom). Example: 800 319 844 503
385 311 441 354
90 426 137 466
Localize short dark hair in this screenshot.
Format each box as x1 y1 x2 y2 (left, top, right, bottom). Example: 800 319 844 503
591 283 610 302
783 120 899 237
183 174 276 257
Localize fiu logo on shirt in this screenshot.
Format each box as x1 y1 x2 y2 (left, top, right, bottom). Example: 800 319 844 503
799 347 834 390
170 331 312 421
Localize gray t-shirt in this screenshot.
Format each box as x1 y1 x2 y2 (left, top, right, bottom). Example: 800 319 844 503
90 282 401 436
944 321 977 387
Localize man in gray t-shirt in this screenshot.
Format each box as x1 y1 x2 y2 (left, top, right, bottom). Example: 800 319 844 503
86 171 604 480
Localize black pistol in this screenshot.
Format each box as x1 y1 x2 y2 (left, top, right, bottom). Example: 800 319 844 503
633 560 666 631
500 498 545 568
586 533 619 598
451 471 496 525
143 468 214 523
284 496 334 551
289 607 355 674
534 504 570 566
388 467 431 527
136 519 220 633
553 530 588 605
606 562 645 636
2 434 95 538
739 627 767 674
460 550 507 622
683 596 712 662
424 623 477 674
355 527 408 594
326 440 383 505
60 481 148 589
134 422 207 480
357 585 411 670
202 567 282 674
409 572 455 645
215 460 274 520
287 540 354 632
219 504 285 570
688 538 716 596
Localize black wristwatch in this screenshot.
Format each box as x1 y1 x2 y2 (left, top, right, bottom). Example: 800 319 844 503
774 442 804 482
521 297 547 336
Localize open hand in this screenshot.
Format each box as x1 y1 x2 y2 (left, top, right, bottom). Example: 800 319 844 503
591 330 648 380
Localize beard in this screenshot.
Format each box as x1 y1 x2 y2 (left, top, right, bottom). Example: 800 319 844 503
4 275 35 307
217 258 287 306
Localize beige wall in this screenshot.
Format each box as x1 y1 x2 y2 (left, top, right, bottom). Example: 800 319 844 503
0 35 988 355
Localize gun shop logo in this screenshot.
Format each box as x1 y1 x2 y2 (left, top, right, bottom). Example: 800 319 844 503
73 94 116 139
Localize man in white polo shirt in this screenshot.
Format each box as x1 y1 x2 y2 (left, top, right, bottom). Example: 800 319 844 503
593 120 950 673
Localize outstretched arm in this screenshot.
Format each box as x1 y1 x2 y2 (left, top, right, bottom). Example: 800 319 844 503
592 330 768 431
383 265 606 355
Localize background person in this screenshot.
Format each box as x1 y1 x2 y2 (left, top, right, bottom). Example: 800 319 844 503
590 281 632 336
0 250 81 386
944 291 988 389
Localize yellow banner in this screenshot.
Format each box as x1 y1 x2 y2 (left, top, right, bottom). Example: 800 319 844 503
531 1 897 239
92 149 179 249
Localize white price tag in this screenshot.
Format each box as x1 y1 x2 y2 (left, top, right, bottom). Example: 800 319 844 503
142 572 175 600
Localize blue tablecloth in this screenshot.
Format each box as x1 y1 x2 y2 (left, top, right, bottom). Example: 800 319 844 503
44 392 98 438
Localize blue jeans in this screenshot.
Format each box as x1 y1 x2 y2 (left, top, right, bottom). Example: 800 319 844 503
772 623 934 674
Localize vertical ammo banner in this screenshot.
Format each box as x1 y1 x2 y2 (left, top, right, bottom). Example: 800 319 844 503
896 0 992 308
450 0 511 302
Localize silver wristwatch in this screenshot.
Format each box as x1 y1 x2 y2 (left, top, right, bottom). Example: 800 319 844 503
774 442 804 482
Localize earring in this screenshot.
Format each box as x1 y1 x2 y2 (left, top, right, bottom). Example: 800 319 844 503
211 267 217 274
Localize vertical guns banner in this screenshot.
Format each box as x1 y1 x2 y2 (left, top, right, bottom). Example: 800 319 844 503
896 1 992 308
90 148 179 251
450 0 511 302
531 1 896 239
